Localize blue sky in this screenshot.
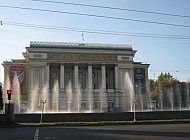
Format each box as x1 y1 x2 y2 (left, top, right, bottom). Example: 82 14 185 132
0 0 190 82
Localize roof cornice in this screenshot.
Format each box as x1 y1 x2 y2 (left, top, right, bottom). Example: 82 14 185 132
30 41 133 51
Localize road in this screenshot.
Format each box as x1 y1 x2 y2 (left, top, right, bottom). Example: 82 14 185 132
0 123 190 140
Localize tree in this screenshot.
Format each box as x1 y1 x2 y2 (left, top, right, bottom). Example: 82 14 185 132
149 72 177 108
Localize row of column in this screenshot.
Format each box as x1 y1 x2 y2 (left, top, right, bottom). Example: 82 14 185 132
30 64 133 110
59 64 120 110
59 65 118 91
30 64 132 92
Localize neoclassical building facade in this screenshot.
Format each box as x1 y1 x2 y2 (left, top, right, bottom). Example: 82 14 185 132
3 41 149 112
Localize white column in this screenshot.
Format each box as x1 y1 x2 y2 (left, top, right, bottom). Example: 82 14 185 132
74 65 78 109
88 65 92 90
101 65 106 89
101 65 107 111
46 64 49 87
88 65 93 111
130 69 133 85
41 67 45 87
74 65 78 90
46 64 50 110
60 64 65 90
60 64 65 109
119 69 123 92
115 66 119 108
30 66 34 91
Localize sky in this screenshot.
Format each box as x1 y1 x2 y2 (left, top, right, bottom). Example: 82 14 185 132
0 0 190 82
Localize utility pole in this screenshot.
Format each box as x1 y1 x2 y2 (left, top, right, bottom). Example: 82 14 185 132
81 31 84 42
40 100 46 123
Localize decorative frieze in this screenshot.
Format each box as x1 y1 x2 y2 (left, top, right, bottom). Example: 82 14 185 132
48 53 117 61
29 53 47 59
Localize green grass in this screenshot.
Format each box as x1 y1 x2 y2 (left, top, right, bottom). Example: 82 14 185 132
39 119 190 126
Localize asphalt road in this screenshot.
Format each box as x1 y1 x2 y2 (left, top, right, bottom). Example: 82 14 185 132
0 123 190 140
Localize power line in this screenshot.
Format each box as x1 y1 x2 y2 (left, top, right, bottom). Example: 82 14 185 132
1 4 190 28
32 0 190 19
3 21 190 40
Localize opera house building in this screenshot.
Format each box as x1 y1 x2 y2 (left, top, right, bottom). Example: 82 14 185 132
2 41 150 113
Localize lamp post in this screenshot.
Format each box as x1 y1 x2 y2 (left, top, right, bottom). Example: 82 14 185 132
40 100 46 123
133 99 137 121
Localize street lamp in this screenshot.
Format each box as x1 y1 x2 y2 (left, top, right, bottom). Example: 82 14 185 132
40 100 46 123
133 99 137 121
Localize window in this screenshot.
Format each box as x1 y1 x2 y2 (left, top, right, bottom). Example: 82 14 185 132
79 72 83 79
108 101 114 112
53 72 56 78
94 101 100 109
79 84 83 89
81 101 87 109
108 101 114 107
66 72 70 78
93 83 96 89
92 72 95 78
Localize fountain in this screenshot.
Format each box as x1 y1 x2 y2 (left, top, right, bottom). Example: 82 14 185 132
168 86 174 111
13 73 21 114
176 83 182 111
99 85 106 112
51 80 59 112
158 89 164 111
76 85 81 113
66 81 73 112
123 71 134 112
3 69 190 114
87 89 93 113
41 83 49 112
185 83 190 109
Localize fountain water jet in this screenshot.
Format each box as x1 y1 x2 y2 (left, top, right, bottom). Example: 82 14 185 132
99 85 106 112
52 80 59 112
168 86 174 111
185 82 190 109
123 71 134 112
41 83 49 113
66 81 73 112
28 85 40 113
12 73 21 114
175 83 181 110
158 89 164 111
87 87 93 113
77 85 81 113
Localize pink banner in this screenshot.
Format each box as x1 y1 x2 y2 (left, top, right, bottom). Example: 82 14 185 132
10 66 24 93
